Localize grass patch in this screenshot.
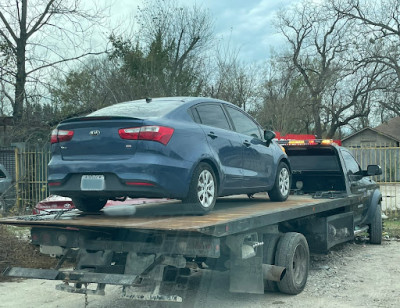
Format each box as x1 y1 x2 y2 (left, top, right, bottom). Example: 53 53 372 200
384 219 400 238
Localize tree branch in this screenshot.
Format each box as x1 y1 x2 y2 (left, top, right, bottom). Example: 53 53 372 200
26 51 106 75
0 10 18 42
26 0 56 39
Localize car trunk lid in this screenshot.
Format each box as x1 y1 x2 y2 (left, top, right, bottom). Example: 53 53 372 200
55 116 144 161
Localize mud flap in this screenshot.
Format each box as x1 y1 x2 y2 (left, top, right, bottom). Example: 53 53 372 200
229 255 264 294
226 233 264 294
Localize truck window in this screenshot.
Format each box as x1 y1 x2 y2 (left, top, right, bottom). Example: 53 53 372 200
285 148 341 172
341 149 361 175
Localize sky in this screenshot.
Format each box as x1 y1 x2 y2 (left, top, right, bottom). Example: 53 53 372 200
106 0 299 62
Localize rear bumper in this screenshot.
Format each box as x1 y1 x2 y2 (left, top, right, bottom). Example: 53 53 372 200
48 155 194 199
49 173 172 198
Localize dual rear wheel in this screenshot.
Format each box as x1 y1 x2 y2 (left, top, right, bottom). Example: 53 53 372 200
263 232 310 295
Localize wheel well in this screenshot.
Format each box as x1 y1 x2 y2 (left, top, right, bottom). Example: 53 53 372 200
280 158 291 172
199 159 220 192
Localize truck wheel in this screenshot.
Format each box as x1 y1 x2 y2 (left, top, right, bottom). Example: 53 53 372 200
275 232 309 295
263 233 281 292
183 162 217 214
268 162 291 202
369 203 382 244
73 197 107 212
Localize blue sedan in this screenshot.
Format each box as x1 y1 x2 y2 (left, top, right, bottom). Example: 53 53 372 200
48 97 291 214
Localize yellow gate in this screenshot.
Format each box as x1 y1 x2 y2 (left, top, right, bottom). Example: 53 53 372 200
349 146 400 217
14 147 51 213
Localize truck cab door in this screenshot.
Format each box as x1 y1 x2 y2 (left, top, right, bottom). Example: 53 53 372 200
340 149 374 224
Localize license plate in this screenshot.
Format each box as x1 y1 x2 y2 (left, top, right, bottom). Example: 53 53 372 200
80 175 105 191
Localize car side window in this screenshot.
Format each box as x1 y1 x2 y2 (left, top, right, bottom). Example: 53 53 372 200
341 150 361 175
194 104 231 130
225 106 262 139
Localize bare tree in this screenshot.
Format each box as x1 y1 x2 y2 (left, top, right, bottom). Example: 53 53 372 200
332 0 400 116
277 1 352 137
276 0 383 138
206 41 260 111
0 0 108 125
254 54 314 134
323 62 388 137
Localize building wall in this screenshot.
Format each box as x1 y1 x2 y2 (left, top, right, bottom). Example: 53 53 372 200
342 129 398 147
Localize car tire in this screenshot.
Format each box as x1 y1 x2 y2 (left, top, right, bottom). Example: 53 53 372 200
268 162 291 202
275 232 309 295
263 233 281 292
73 197 107 212
183 162 217 214
369 203 382 245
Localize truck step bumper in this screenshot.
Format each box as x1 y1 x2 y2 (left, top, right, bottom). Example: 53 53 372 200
2 267 137 285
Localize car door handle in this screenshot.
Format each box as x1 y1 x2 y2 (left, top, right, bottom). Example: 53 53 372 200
243 140 251 147
208 132 218 139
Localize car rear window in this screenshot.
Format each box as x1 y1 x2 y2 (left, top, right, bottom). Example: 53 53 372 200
0 170 6 178
88 100 184 118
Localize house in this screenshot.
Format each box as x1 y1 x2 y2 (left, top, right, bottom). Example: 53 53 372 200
342 117 400 147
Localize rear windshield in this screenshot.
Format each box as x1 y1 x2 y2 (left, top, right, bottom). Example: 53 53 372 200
285 147 341 172
0 170 6 178
88 100 184 119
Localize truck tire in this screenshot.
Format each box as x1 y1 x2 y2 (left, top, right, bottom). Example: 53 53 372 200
369 203 382 245
263 233 281 292
275 232 309 295
268 162 291 202
183 162 217 214
73 197 107 212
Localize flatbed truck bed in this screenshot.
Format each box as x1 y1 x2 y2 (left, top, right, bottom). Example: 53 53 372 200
1 194 355 236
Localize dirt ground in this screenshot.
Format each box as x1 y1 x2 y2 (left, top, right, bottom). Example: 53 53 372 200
0 236 399 308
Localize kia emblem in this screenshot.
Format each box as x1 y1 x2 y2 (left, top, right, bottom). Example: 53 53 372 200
89 130 101 136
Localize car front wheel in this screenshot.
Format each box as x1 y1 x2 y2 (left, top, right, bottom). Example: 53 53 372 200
369 203 382 244
183 162 217 214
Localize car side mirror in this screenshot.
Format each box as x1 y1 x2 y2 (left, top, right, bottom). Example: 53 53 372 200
366 165 382 176
264 130 276 147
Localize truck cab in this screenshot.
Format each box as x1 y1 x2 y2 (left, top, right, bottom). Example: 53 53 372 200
281 139 383 249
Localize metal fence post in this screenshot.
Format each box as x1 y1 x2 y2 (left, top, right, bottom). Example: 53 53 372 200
14 147 20 212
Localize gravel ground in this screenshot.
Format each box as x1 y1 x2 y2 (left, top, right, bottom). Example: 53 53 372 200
0 238 399 308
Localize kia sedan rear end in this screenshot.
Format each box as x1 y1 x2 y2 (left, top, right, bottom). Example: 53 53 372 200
48 97 290 214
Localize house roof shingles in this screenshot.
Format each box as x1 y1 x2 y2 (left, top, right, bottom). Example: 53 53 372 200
374 117 400 142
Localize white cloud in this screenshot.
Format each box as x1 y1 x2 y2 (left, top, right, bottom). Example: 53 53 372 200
106 0 300 61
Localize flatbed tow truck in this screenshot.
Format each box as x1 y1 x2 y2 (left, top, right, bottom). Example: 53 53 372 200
0 140 383 302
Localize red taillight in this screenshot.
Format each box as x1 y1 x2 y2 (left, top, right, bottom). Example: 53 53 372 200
51 129 74 144
118 126 174 145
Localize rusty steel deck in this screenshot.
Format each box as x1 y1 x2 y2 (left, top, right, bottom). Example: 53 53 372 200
0 194 356 236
